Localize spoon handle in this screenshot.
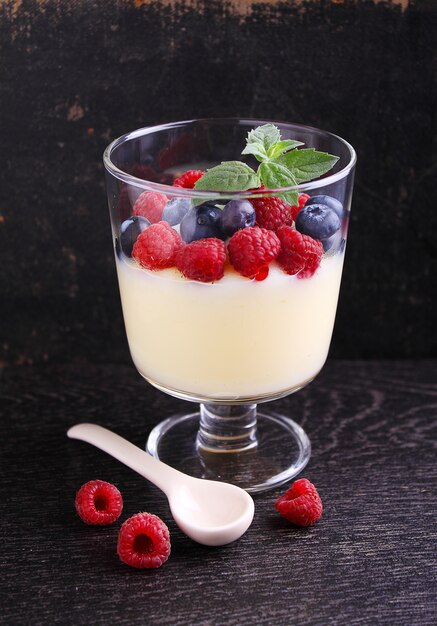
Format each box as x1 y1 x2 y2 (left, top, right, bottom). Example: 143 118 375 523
67 423 180 495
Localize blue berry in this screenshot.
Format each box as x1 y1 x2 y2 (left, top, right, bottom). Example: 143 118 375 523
322 233 339 252
305 195 343 218
295 204 341 241
120 216 150 256
220 200 256 237
161 197 191 226
180 202 225 243
323 235 347 254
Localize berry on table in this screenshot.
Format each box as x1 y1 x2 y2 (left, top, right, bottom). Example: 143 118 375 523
305 194 343 218
180 202 225 243
120 216 150 257
228 226 280 280
133 191 168 223
276 225 323 278
117 512 171 569
75 479 123 525
173 169 205 188
176 238 226 283
295 204 341 241
220 199 256 237
251 196 293 231
132 221 183 270
275 478 323 526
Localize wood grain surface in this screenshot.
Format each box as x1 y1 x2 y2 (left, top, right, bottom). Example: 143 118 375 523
1 360 435 625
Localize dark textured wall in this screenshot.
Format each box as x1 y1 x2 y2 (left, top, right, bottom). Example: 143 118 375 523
0 0 436 366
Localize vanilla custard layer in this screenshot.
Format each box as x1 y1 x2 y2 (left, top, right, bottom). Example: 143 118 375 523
116 255 344 400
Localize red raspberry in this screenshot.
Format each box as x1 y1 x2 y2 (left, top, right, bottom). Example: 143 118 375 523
275 478 323 526
290 193 311 222
276 225 323 278
133 191 167 223
75 480 123 525
299 193 310 206
117 512 171 569
132 221 183 270
173 169 205 188
176 238 226 282
228 226 280 280
252 196 293 230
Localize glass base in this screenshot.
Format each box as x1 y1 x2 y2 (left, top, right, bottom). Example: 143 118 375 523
146 408 311 494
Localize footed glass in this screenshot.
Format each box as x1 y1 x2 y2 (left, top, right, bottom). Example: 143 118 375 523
103 118 356 493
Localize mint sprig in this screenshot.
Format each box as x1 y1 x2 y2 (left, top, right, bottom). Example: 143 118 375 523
194 124 339 205
241 123 281 161
193 161 260 192
258 162 298 205
272 148 339 184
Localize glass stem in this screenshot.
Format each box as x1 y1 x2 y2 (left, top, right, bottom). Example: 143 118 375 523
196 403 258 452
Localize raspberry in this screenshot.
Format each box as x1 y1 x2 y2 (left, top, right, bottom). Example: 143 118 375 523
75 480 123 525
132 221 183 270
173 169 205 189
252 196 293 231
228 226 280 280
276 225 323 278
117 512 171 569
275 478 323 526
133 191 167 223
176 238 226 283
290 193 311 222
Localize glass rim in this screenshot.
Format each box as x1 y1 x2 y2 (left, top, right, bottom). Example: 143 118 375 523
103 117 357 199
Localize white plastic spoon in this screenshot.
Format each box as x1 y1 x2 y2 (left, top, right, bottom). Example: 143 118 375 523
67 423 254 546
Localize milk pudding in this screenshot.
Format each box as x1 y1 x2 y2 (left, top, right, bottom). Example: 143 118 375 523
116 252 344 400
110 122 350 402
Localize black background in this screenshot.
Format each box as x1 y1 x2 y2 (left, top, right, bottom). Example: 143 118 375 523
0 0 436 366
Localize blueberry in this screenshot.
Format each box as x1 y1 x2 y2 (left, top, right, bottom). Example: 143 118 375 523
305 195 343 218
322 235 346 254
120 215 150 256
220 199 256 237
180 202 225 242
161 197 191 226
295 204 341 241
322 232 341 252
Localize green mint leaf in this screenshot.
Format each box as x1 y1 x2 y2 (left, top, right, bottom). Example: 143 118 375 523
266 140 304 159
274 148 339 184
241 142 269 163
193 161 260 192
281 190 299 205
258 162 299 205
247 123 281 150
259 161 297 188
241 123 281 162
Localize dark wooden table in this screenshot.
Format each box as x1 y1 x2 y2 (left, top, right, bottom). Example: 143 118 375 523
1 360 436 625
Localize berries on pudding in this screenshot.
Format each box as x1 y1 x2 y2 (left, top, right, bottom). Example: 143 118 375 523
112 124 348 400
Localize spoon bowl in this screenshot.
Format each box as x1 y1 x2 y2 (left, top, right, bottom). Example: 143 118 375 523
168 477 255 546
67 423 254 546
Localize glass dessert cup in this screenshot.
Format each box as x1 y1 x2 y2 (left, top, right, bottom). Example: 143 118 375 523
103 118 356 493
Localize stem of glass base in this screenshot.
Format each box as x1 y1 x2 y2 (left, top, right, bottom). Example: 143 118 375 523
196 403 258 453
